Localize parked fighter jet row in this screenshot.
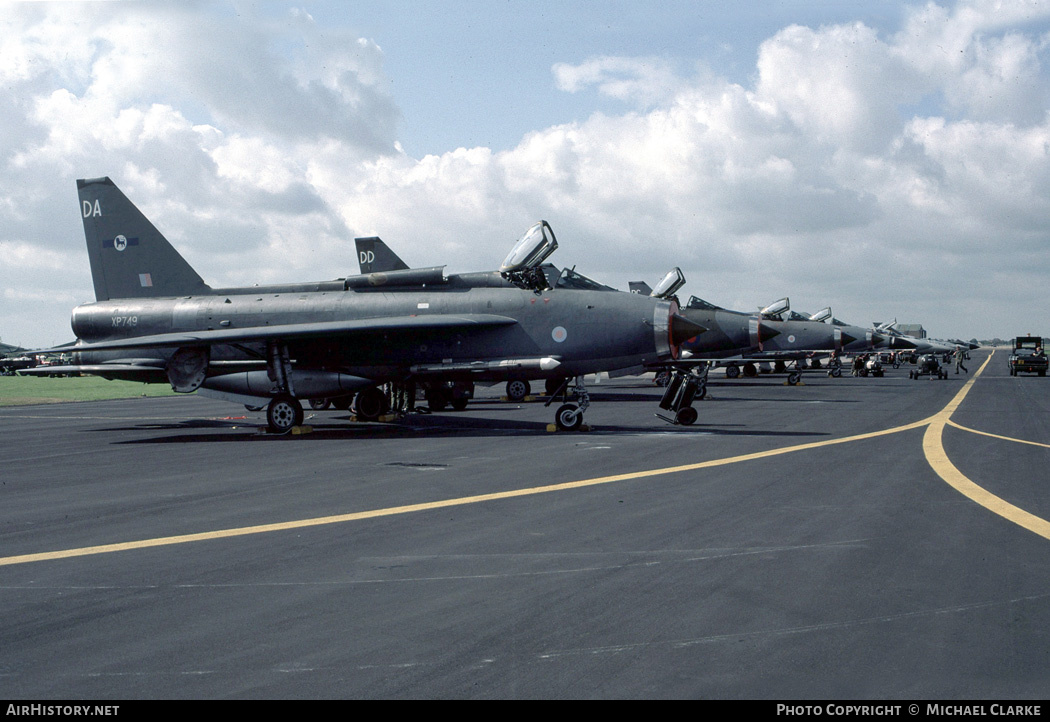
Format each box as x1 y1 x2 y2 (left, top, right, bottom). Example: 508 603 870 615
4 178 978 432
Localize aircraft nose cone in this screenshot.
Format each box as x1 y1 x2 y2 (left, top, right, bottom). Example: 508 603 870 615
758 322 781 341
670 313 707 347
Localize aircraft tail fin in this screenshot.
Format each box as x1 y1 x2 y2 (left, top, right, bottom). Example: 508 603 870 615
78 177 211 301
355 236 410 274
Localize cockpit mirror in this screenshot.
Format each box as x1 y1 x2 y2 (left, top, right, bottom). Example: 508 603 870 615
650 267 686 299
759 297 790 319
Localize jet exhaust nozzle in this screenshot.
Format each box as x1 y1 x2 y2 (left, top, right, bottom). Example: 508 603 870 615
670 313 707 347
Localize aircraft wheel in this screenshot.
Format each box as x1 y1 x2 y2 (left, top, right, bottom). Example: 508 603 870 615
426 389 449 411
451 396 469 411
245 404 264 412
788 371 802 385
309 398 331 410
695 381 707 400
653 371 670 388
743 363 757 378
355 387 387 421
506 379 531 401
725 364 740 379
554 403 583 431
675 406 698 426
830 367 841 378
267 395 303 433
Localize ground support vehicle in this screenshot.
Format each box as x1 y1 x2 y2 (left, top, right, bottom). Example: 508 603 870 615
909 354 948 380
1008 336 1047 377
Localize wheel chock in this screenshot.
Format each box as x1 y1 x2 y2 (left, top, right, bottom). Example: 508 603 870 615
546 424 591 432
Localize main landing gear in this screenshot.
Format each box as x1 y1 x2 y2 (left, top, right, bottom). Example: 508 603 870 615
656 365 708 425
264 342 303 433
267 394 304 433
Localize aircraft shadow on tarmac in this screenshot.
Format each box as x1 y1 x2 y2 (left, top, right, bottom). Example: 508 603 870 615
99 410 833 445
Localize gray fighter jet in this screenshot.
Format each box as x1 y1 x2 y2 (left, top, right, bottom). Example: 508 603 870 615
14 177 702 432
657 292 858 382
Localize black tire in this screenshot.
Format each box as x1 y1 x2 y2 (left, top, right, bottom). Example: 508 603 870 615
426 389 449 411
506 379 531 401
788 371 802 385
675 406 698 426
831 367 841 378
695 381 707 400
267 395 303 433
309 398 331 410
554 403 582 431
245 404 264 412
355 387 387 421
725 364 740 379
743 363 757 378
451 396 469 411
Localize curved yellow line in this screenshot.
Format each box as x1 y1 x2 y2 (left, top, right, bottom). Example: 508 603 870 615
0 416 935 568
922 351 1050 540
4 349 1048 567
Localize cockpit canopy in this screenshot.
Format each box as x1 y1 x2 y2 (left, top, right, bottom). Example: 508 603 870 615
501 221 559 291
686 296 724 311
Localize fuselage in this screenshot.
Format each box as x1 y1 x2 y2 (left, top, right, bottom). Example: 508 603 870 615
678 306 846 358
70 272 675 386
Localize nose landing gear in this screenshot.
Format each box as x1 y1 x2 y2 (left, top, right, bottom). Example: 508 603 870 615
545 376 591 431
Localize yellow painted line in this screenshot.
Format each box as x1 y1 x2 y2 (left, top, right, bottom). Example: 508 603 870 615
4 349 1048 567
922 351 1050 540
946 420 1050 449
0 416 935 568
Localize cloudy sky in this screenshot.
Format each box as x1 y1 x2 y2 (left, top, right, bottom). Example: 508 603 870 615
2 0 1049 347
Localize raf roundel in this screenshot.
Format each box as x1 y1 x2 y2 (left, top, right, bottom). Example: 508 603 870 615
552 326 568 343
114 235 128 252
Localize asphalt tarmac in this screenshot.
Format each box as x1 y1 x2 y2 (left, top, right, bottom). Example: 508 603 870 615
2 348 1049 699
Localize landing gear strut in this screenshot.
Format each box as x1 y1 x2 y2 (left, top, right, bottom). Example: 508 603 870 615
265 342 303 433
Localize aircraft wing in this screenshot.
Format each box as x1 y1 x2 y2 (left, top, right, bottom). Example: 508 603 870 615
29 314 519 354
733 350 830 361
